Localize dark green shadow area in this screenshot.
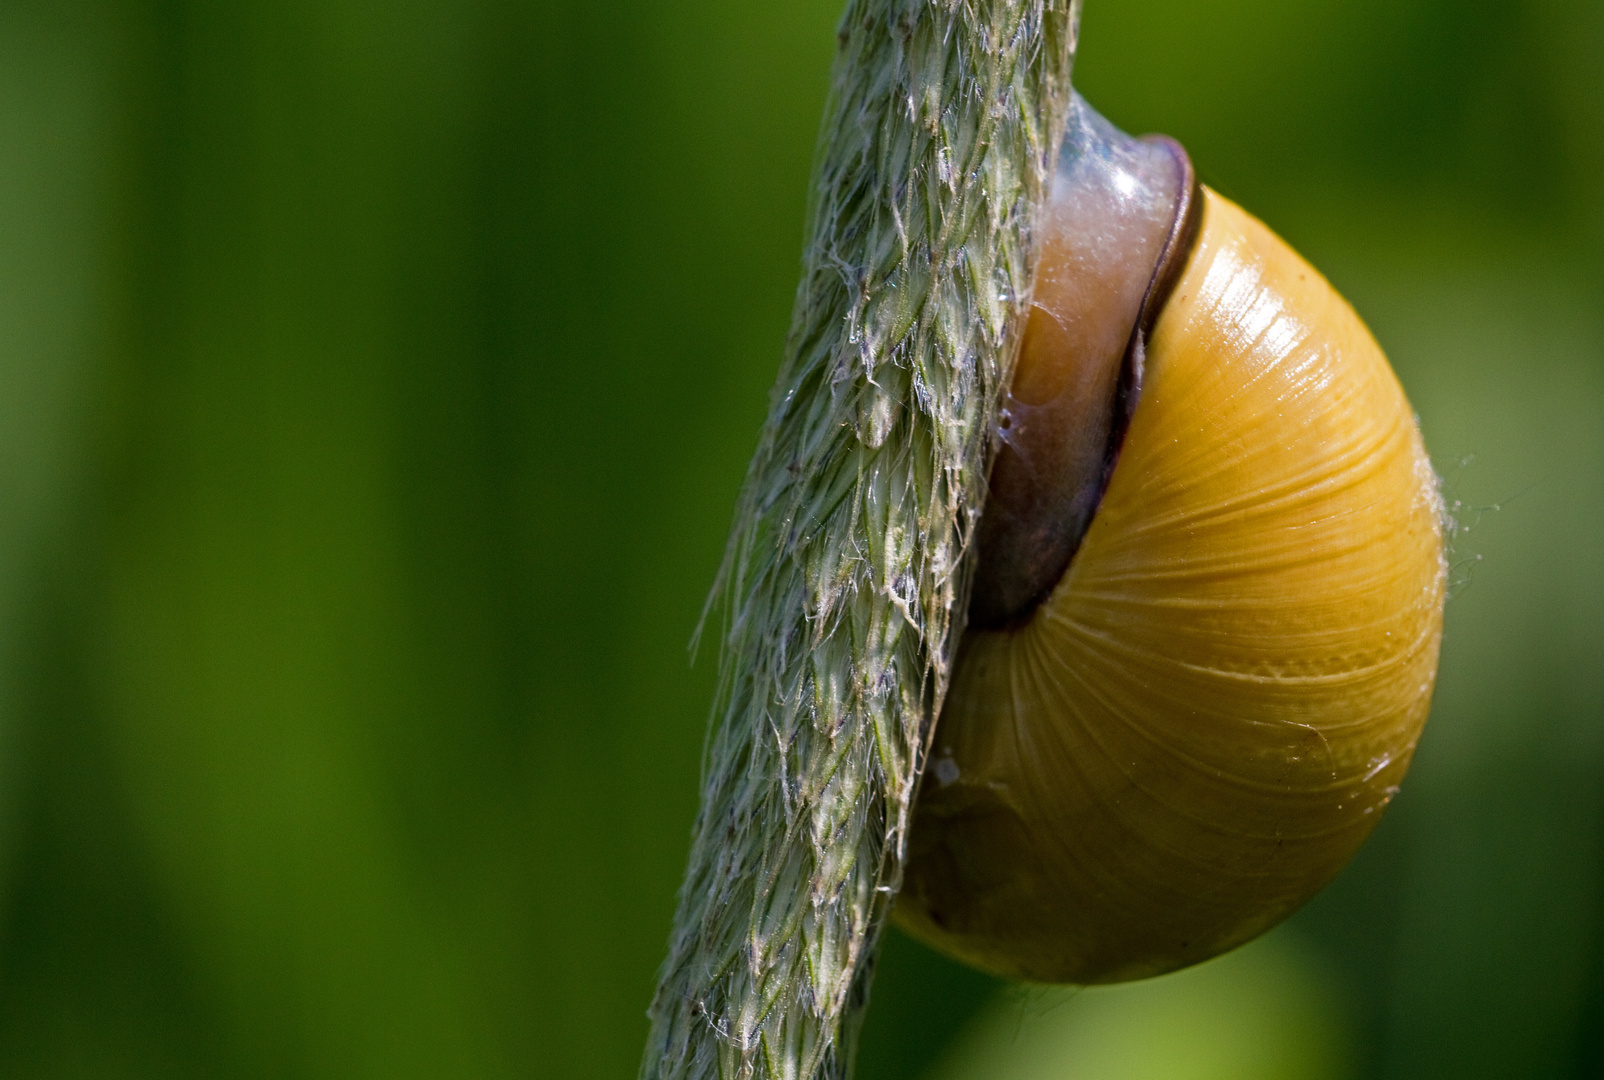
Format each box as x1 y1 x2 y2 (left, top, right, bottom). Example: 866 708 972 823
854 929 1003 1080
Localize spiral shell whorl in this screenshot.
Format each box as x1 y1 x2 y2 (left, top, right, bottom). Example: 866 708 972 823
896 190 1446 984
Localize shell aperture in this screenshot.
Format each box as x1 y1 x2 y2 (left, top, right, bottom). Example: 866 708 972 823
970 94 1198 630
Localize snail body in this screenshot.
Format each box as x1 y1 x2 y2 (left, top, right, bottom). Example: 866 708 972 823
894 96 1446 985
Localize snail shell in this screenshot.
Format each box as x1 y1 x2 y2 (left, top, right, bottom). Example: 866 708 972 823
894 95 1447 985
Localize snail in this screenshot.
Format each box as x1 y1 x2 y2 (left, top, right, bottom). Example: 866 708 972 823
893 94 1447 985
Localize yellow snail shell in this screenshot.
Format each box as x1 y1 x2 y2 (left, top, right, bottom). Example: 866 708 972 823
893 96 1447 985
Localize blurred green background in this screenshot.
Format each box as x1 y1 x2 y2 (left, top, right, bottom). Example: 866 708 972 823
0 0 1600 1076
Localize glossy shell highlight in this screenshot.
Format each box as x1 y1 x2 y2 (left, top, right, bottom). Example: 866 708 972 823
894 189 1447 984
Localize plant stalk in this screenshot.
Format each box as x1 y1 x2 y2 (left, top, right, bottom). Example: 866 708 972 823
643 2 1080 1076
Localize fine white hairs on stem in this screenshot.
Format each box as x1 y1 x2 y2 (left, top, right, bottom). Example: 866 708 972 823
642 2 1081 1078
